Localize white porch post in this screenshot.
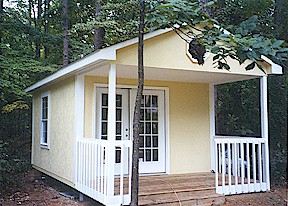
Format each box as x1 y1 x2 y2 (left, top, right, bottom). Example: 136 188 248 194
107 63 116 198
74 75 84 184
209 84 216 171
260 76 270 190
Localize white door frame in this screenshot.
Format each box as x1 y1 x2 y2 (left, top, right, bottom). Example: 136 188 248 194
93 84 170 175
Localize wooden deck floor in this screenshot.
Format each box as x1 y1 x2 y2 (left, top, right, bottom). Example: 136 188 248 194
115 172 225 206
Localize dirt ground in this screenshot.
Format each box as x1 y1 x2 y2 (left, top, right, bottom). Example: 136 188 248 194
0 169 287 206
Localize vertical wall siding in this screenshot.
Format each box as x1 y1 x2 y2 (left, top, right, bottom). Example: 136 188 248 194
32 76 75 184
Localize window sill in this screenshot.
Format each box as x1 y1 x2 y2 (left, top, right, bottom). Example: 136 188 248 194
40 144 49 149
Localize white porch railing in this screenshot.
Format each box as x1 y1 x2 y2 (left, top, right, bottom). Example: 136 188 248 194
214 136 270 195
75 138 132 206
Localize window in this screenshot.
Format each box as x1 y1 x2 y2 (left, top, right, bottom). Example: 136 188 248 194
41 91 50 148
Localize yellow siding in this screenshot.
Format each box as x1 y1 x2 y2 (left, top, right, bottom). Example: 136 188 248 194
116 31 271 76
84 76 210 173
32 76 75 185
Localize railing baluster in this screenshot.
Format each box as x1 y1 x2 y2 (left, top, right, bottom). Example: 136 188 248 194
233 142 238 192
240 142 245 192
258 143 263 190
221 142 225 191
227 142 231 193
215 142 219 192
246 141 250 192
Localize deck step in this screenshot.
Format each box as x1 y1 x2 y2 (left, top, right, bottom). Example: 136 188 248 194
139 187 225 206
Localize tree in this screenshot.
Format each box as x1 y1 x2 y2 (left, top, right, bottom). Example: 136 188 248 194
94 0 104 50
129 0 288 202
62 0 69 66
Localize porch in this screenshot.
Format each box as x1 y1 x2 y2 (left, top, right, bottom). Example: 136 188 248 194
75 135 270 206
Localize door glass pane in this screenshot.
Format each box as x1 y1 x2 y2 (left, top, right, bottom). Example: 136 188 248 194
116 94 122 107
102 94 108 106
146 149 151 161
139 94 160 162
116 109 122 121
153 149 158 161
145 122 151 134
152 122 158 134
152 136 158 147
145 136 151 147
102 108 108 120
116 122 121 135
145 109 151 120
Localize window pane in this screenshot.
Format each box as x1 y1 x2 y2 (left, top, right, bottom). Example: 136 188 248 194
116 109 122 121
116 94 122 107
42 121 48 144
145 136 151 147
102 108 108 120
139 135 144 147
102 94 108 106
116 136 121 140
153 149 158 161
152 122 158 134
140 109 144 121
145 95 151 107
139 122 144 134
152 136 158 147
116 122 121 135
152 108 158 120
145 109 151 120
145 122 151 134
146 149 151 161
139 149 144 160
102 122 107 135
152 95 158 107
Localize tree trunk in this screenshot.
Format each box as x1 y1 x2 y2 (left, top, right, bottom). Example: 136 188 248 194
0 0 4 54
36 0 42 58
131 0 145 205
62 0 69 66
44 0 49 58
274 0 288 40
94 0 104 50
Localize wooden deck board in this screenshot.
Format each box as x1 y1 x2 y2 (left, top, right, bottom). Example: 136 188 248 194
114 172 225 205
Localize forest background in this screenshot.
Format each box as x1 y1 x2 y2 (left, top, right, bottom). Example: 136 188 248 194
0 0 287 194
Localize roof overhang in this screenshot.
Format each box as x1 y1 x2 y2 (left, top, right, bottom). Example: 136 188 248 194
25 29 172 92
25 28 283 92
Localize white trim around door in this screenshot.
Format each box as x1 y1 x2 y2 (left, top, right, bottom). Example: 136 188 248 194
93 84 169 175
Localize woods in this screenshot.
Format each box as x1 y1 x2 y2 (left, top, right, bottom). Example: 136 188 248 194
0 0 287 198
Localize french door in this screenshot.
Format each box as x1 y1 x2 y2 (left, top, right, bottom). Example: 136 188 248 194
95 87 166 174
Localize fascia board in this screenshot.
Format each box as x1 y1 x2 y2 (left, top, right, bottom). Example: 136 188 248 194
261 55 283 74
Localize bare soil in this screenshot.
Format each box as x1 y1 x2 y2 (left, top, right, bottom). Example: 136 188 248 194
0 169 287 206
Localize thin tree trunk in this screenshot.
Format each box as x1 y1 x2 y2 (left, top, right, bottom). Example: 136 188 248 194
94 0 104 50
36 0 42 58
131 0 145 205
0 0 4 53
44 0 49 58
62 0 69 66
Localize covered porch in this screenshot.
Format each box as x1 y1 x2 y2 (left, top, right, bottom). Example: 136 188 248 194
71 29 277 206
73 63 271 206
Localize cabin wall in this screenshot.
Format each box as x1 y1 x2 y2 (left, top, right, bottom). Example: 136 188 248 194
32 76 75 186
84 76 211 173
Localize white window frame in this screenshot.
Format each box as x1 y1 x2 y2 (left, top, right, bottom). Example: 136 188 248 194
40 91 50 148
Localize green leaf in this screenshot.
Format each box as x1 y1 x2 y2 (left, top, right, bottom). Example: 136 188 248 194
245 62 256 70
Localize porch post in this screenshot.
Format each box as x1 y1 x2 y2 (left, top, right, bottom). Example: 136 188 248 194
107 63 116 198
74 75 84 185
260 76 270 190
209 84 216 172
